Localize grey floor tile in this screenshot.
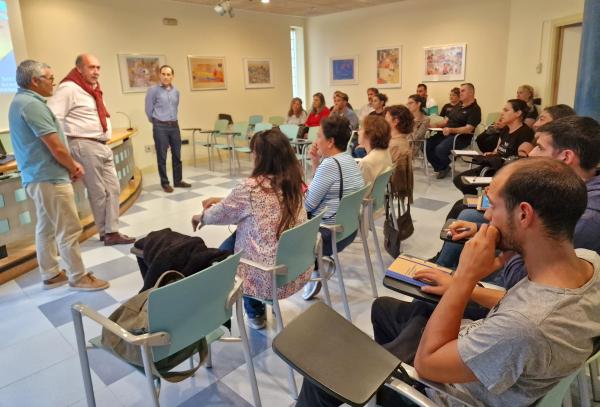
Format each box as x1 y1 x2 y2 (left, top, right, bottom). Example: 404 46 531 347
164 191 202 202
39 291 117 327
15 269 41 289
89 256 139 281
412 197 449 211
121 204 147 215
135 192 161 203
178 381 253 407
88 346 136 386
207 327 270 379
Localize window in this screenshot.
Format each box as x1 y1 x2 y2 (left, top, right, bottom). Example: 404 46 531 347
290 26 306 105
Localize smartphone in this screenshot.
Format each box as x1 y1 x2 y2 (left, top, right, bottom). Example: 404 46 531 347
477 192 490 211
439 218 470 244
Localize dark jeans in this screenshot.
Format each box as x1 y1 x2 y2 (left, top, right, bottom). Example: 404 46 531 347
219 233 266 318
153 123 182 186
426 132 472 172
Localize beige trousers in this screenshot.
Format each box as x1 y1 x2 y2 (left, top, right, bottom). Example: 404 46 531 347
26 182 86 282
69 138 120 235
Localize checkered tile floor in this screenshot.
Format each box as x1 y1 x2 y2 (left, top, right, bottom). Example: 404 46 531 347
0 159 467 406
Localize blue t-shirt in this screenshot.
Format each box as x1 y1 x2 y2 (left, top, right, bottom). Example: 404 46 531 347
8 88 69 185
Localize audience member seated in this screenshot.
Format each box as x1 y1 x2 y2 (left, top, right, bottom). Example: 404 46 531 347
296 157 600 407
357 115 392 186
385 104 414 163
436 115 600 269
357 87 378 122
454 99 534 195
193 128 309 330
517 84 538 128
330 91 359 130
439 87 460 117
285 97 307 125
532 103 576 130
304 92 330 129
368 93 387 117
416 83 438 115
426 83 482 179
406 94 430 158
302 115 365 300
330 90 354 112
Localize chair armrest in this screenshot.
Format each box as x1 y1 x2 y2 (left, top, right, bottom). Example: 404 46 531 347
320 223 343 233
226 277 244 309
130 246 143 258
239 258 288 275
71 303 170 347
384 377 440 407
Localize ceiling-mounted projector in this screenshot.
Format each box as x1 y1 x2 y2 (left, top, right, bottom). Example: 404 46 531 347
214 0 234 17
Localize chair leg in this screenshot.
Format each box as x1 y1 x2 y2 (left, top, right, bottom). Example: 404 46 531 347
273 296 298 400
360 211 378 298
369 206 386 279
578 368 591 407
71 309 97 407
331 237 352 321
205 343 213 368
235 298 262 407
140 344 160 407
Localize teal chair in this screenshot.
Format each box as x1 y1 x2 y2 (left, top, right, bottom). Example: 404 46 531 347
362 168 394 280
253 123 273 134
321 184 372 321
223 122 251 170
425 105 439 116
240 211 327 399
486 111 501 126
249 115 263 125
268 116 285 126
307 126 319 142
193 119 229 170
71 253 262 407
279 124 300 141
303 126 320 176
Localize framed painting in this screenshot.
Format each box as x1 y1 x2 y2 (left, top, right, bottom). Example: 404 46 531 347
243 58 273 89
329 56 358 85
423 43 467 82
187 56 227 91
117 54 166 93
376 46 402 88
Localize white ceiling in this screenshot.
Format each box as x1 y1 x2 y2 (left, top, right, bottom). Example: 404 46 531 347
175 0 404 17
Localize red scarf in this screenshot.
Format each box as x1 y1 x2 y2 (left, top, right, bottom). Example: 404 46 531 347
60 68 110 132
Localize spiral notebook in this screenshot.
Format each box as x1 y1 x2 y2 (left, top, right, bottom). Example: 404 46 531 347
385 255 453 287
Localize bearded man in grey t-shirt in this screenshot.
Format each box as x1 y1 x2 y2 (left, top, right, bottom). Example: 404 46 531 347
296 157 600 407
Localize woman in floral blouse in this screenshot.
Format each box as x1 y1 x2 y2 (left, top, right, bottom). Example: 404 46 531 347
192 128 308 329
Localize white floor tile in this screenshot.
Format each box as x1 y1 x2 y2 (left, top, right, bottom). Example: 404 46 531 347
81 246 127 269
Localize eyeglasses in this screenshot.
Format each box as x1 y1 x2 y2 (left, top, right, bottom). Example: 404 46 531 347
38 75 55 82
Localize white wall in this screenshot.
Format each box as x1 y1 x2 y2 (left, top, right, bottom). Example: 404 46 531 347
502 0 584 106
306 0 511 120
18 0 304 170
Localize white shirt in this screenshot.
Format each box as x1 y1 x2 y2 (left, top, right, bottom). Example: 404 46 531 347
426 97 437 109
48 81 112 141
357 103 374 122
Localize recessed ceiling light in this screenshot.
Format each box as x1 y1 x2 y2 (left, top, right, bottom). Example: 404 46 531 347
261 0 270 3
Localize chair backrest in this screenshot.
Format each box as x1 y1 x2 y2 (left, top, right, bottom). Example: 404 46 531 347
426 106 439 116
232 122 249 138
214 119 229 133
428 114 444 127
307 126 319 142
218 113 233 125
249 115 263 125
275 211 325 287
473 123 486 138
253 123 273 134
147 252 242 361
268 116 285 126
369 167 393 212
486 112 501 125
334 184 371 241
279 124 300 141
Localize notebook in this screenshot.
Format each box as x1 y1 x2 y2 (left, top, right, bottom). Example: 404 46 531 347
451 149 481 156
385 255 453 287
462 176 493 185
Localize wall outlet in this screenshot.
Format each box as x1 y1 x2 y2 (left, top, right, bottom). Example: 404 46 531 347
182 139 189 145
144 145 155 153
536 62 543 74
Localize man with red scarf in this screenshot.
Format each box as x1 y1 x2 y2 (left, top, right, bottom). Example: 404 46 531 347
49 54 135 246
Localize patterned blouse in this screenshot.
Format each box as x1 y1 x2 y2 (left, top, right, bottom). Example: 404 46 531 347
202 176 311 300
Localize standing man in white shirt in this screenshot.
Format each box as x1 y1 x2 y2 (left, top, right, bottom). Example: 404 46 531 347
144 65 191 193
49 54 135 246
417 83 438 116
357 87 378 123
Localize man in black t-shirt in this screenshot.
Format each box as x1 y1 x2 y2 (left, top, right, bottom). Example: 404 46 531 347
426 83 482 178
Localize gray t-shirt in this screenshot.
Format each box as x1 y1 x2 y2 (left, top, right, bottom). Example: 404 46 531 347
447 249 600 407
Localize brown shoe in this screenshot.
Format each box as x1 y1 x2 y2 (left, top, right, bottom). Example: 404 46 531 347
174 181 191 188
69 273 110 291
43 270 68 290
162 184 174 193
104 232 136 246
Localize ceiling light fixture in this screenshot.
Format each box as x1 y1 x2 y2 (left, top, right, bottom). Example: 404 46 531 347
214 0 234 17
261 0 270 3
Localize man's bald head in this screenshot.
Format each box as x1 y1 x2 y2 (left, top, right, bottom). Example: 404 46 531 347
75 53 100 86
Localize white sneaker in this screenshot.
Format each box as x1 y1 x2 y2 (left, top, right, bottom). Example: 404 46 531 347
247 315 266 330
302 271 322 301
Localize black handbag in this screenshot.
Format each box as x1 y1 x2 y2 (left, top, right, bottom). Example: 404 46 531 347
383 191 414 258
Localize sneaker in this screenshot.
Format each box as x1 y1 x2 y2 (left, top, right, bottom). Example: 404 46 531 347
104 232 136 246
247 315 266 330
69 273 110 291
302 271 322 301
42 270 68 290
174 181 192 188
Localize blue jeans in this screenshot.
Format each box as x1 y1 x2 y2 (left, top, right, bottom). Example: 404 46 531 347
436 209 486 269
219 233 266 318
426 132 472 172
152 122 182 186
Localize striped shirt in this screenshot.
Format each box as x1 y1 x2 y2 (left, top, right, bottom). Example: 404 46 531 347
305 152 365 224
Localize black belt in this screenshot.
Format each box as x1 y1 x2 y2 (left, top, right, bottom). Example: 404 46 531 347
68 136 107 144
153 119 179 126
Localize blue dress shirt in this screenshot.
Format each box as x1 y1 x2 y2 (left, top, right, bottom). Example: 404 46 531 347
145 85 179 122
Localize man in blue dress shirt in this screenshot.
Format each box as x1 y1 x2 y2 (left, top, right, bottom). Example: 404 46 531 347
145 65 190 193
